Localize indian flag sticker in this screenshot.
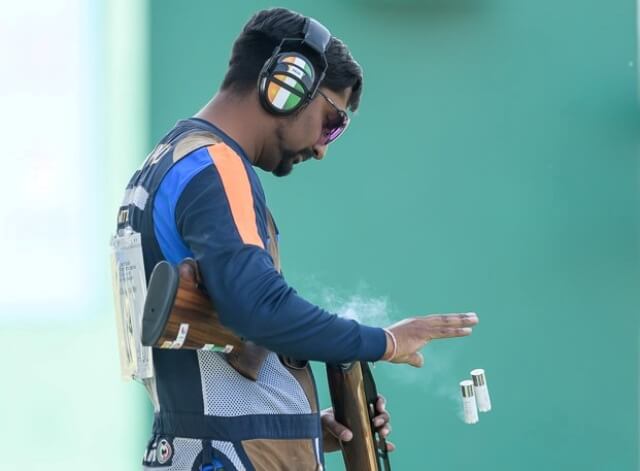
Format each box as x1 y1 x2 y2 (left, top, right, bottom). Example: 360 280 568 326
202 344 234 353
282 55 313 79
267 55 314 111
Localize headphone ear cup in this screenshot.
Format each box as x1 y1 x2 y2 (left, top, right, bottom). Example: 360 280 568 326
258 53 316 115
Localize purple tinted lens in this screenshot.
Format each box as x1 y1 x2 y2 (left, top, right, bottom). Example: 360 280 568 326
319 113 349 145
318 129 340 146
322 125 346 145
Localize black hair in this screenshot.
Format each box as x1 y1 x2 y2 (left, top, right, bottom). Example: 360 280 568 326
220 8 363 112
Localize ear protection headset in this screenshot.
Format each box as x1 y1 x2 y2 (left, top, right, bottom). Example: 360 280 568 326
258 17 331 115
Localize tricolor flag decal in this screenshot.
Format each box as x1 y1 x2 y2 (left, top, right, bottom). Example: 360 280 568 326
267 55 315 111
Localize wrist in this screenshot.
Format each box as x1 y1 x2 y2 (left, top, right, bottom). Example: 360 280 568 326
382 328 397 361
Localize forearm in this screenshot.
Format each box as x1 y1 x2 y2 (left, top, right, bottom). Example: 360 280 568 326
199 246 387 363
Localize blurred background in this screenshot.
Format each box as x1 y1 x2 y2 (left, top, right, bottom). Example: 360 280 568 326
0 0 638 469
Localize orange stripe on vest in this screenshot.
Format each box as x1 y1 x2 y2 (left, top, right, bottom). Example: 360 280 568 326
207 144 264 249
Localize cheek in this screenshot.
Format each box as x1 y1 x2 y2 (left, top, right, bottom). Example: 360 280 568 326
291 103 323 141
298 111 323 143
282 121 307 149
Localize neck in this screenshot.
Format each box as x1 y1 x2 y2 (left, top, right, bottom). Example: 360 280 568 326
194 90 269 165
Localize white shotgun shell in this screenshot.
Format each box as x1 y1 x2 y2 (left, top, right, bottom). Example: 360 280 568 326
460 380 479 424
471 369 492 412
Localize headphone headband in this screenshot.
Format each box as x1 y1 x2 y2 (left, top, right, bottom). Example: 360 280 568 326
303 18 331 55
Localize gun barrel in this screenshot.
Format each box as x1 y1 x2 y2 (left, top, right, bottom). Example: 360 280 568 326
327 362 381 471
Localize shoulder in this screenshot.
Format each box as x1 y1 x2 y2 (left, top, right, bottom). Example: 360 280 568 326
205 143 263 205
155 146 215 205
156 141 258 199
170 144 267 250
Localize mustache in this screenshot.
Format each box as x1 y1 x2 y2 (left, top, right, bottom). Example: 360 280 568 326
298 149 314 161
284 149 314 165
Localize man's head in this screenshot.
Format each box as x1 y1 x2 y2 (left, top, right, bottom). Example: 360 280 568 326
220 8 363 176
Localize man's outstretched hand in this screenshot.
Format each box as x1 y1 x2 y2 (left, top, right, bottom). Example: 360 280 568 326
383 312 479 367
321 395 395 453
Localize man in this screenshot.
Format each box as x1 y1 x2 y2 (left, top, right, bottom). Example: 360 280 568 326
115 8 478 470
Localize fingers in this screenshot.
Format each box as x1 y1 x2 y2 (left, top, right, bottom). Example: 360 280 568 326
321 414 353 442
377 439 396 452
425 312 478 328
428 327 473 340
378 423 392 438
406 351 424 368
374 395 391 430
373 411 390 428
373 400 392 442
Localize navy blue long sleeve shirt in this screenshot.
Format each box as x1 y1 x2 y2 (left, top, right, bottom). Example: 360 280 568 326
152 124 386 364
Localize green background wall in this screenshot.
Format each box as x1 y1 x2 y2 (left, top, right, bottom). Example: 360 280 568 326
147 1 639 469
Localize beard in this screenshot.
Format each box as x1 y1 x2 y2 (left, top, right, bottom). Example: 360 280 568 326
271 123 315 177
272 150 297 177
272 147 314 177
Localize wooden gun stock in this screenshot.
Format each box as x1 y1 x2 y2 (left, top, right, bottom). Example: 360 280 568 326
327 362 392 471
141 259 268 381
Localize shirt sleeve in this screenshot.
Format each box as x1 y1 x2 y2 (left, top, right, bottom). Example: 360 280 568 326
173 148 387 364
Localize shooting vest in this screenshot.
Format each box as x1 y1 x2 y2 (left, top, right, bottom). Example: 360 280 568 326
117 119 324 471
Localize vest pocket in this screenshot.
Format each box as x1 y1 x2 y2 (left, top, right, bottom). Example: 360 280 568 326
239 438 321 471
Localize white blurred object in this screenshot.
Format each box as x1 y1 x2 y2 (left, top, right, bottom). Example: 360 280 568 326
0 0 95 319
471 369 492 412
460 380 479 424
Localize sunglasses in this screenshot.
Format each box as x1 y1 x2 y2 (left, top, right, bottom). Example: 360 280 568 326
316 90 350 146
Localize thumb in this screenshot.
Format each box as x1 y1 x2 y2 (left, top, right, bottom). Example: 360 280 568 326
323 416 353 442
407 351 424 368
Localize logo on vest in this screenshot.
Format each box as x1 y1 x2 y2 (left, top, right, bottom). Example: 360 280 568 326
157 438 173 465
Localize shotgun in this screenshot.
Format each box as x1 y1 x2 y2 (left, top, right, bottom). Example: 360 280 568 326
141 258 268 380
141 259 391 469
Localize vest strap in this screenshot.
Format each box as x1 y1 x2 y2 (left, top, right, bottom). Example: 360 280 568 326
152 411 322 441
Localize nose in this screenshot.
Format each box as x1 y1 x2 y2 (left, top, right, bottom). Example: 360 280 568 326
312 144 328 160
